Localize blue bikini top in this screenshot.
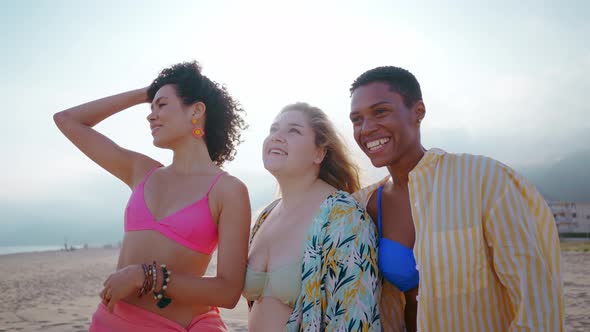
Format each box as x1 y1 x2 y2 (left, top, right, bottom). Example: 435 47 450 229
377 185 420 292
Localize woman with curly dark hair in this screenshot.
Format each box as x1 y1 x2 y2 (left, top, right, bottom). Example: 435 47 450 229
54 61 250 331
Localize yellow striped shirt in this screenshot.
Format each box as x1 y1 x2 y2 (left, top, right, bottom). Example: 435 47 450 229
354 148 564 332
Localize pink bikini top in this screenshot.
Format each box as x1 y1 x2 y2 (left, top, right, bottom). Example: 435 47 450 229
124 165 224 255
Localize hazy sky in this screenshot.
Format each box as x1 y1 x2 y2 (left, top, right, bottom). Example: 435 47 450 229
1 0 589 245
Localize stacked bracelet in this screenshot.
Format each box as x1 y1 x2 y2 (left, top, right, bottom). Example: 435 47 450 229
153 264 172 308
138 261 158 298
138 263 150 297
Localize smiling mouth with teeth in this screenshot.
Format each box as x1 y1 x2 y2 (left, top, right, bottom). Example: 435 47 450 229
269 148 287 155
365 138 390 151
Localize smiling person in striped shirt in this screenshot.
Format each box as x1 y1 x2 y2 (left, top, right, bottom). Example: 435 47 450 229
350 66 564 332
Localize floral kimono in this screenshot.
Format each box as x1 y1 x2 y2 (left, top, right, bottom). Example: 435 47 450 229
249 191 382 331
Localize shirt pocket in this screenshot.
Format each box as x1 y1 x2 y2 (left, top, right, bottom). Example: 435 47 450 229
427 225 490 298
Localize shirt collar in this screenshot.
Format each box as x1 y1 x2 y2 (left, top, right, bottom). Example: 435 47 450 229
412 148 446 172
376 148 446 185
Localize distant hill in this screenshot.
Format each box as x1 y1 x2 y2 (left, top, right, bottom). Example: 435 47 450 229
519 151 590 202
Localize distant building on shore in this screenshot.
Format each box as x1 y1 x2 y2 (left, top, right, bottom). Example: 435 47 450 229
548 201 590 236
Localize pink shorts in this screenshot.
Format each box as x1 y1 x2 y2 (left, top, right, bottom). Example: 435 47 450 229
89 302 228 332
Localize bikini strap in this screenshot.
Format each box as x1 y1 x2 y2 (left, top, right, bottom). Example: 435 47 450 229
206 172 226 194
377 185 384 237
142 164 162 185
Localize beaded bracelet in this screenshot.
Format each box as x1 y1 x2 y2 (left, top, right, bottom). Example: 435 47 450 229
153 264 172 308
150 261 157 292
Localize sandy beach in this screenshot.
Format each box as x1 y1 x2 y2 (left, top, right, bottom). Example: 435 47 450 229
0 248 248 332
0 247 588 332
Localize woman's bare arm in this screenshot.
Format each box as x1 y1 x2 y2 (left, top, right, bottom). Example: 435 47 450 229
53 88 158 188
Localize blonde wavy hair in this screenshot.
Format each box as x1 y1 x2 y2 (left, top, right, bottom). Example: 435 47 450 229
280 102 360 193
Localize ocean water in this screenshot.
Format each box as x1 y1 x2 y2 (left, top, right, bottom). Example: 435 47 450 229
0 245 67 255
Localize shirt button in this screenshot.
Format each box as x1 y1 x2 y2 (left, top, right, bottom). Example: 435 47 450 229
416 295 420 302
414 202 419 208
415 264 420 271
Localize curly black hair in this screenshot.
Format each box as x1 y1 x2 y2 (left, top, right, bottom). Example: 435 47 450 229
147 61 247 166
350 66 423 108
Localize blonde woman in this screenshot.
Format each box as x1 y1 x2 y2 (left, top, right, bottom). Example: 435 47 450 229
243 103 381 331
